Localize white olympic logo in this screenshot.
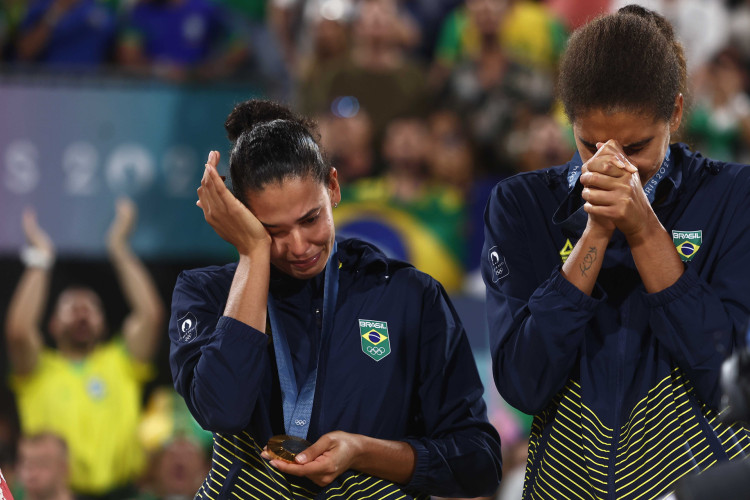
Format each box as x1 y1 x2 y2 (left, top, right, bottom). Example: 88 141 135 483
294 419 307 426
367 346 386 355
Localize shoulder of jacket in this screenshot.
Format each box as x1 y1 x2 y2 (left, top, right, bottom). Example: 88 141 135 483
494 164 569 194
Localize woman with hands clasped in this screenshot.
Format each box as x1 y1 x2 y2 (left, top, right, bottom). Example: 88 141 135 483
482 5 750 499
169 99 502 499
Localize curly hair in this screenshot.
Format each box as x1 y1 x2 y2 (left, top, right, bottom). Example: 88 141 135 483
557 4 687 123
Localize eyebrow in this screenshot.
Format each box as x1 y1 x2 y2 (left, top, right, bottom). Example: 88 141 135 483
579 137 654 151
260 207 321 228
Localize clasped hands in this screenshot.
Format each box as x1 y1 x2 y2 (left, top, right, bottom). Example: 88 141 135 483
579 140 655 239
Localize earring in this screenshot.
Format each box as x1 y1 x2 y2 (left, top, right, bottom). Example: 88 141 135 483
333 202 339 208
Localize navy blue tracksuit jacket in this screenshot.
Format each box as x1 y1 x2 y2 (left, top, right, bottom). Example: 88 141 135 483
482 143 750 499
170 238 502 499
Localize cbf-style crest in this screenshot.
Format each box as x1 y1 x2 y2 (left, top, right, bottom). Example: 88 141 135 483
672 230 702 262
359 319 391 361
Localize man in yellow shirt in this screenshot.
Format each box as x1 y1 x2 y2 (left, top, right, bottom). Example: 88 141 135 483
5 198 164 499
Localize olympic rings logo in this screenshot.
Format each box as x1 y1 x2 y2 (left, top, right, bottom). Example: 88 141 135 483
294 419 307 426
367 346 386 355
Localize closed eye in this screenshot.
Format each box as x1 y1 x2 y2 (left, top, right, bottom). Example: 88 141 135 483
623 147 643 156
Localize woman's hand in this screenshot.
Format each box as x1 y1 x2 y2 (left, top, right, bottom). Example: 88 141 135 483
196 151 271 255
579 140 653 238
262 431 362 486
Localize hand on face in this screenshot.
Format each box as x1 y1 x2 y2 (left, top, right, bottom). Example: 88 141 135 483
580 140 653 238
261 431 361 486
196 150 271 255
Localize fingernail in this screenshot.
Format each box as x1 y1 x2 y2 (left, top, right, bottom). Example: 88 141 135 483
295 454 307 464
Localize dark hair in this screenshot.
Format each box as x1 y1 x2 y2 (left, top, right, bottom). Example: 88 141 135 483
225 100 330 205
558 4 687 123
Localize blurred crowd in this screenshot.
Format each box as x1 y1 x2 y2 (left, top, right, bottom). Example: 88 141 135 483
3 0 750 498
2 0 750 290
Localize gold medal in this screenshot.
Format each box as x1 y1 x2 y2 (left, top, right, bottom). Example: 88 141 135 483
266 435 311 463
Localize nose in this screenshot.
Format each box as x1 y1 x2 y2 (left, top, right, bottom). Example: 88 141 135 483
287 229 309 258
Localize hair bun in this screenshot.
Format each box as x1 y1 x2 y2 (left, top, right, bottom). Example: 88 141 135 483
618 4 676 42
225 99 306 142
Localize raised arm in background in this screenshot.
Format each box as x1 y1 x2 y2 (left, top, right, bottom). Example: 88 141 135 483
5 209 55 376
107 197 165 363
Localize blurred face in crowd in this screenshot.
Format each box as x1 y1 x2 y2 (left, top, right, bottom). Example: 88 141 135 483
318 112 374 182
17 435 69 500
467 0 508 36
572 96 683 184
426 111 474 188
383 118 429 174
354 0 399 46
50 287 106 353
314 18 349 60
153 438 209 497
520 114 574 172
247 172 341 280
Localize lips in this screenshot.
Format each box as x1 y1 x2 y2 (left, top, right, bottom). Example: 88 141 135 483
290 252 321 271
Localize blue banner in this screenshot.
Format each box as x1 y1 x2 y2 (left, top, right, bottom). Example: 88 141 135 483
0 77 260 260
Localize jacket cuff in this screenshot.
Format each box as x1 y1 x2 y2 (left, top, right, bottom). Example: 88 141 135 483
546 266 606 309
642 263 694 307
401 438 431 491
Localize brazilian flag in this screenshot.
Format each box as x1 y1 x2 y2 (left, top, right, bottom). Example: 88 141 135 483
336 178 467 292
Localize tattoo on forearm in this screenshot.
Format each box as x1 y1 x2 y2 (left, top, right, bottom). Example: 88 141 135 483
580 246 598 277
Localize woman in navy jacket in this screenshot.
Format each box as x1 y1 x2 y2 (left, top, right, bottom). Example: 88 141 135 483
169 99 502 498
482 5 750 499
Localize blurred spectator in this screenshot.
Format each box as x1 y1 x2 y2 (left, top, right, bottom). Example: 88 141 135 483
16 433 73 500
117 0 247 82
506 111 575 172
216 0 290 98
335 116 467 291
686 47 750 163
138 387 213 455
0 0 27 60
318 109 376 183
498 0 567 71
425 109 476 194
15 0 117 67
271 0 418 73
399 0 464 61
438 6 555 176
729 0 750 68
270 0 352 70
4 198 164 499
432 0 567 85
546 0 609 31
135 437 209 500
299 0 432 162
136 387 211 500
295 10 352 113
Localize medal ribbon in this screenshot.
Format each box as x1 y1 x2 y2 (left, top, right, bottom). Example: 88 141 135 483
267 241 339 439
